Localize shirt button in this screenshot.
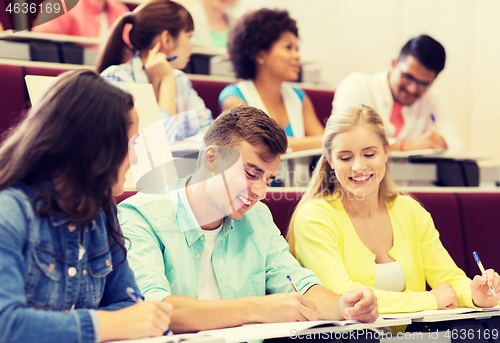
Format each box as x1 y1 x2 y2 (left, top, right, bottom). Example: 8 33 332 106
49 263 55 271
105 259 111 266
200 236 204 240
196 293 199 298
83 269 87 276
188 238 192 242
196 254 200 259
67 223 77 232
68 267 77 277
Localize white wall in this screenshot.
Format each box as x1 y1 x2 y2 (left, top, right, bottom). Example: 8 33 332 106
233 0 500 160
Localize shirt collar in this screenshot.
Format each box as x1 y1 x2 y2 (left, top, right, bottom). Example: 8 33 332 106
130 54 150 84
172 177 234 245
379 70 396 107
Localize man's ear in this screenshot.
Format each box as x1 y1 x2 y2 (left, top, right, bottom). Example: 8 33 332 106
202 146 218 176
391 58 397 69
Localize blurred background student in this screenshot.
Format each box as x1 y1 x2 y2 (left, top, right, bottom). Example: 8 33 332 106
97 0 213 145
288 104 500 313
332 35 463 154
219 9 324 151
32 0 129 40
0 70 172 343
180 0 238 49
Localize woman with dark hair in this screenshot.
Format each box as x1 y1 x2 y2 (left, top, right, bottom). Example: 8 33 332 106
97 0 213 145
0 70 172 343
219 8 324 151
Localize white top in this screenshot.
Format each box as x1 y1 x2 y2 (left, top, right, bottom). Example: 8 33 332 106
373 261 406 292
332 70 464 154
198 225 223 300
236 80 305 138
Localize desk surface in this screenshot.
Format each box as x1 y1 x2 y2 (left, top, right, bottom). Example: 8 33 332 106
0 30 102 45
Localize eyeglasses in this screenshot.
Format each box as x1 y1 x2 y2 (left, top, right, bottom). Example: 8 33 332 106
397 66 433 91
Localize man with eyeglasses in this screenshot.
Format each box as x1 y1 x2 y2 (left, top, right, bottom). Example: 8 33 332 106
332 35 463 153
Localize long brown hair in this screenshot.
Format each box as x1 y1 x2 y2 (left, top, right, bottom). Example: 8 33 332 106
287 104 400 256
96 0 194 73
0 70 135 259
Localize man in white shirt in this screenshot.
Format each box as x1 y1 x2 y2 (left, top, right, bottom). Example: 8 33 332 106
332 35 463 154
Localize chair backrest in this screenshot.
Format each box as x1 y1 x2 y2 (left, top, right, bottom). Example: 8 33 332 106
0 64 28 140
190 78 230 119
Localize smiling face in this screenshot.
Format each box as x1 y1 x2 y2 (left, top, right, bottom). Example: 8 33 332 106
328 125 389 201
257 31 300 82
388 55 437 105
207 140 280 222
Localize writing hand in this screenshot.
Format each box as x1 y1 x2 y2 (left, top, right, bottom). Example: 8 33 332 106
471 269 500 307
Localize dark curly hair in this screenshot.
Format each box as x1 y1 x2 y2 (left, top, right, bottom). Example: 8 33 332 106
228 8 298 80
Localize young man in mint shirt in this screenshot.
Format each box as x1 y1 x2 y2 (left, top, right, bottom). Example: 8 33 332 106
118 106 378 333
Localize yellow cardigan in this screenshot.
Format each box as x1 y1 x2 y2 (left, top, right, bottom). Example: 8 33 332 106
292 195 474 313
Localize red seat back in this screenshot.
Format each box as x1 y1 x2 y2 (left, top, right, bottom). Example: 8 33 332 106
0 64 28 140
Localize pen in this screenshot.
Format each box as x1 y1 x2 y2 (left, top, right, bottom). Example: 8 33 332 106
287 275 299 293
473 251 497 296
430 113 438 133
126 287 173 336
167 56 177 62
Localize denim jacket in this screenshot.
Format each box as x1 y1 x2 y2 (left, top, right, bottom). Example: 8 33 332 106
0 181 138 343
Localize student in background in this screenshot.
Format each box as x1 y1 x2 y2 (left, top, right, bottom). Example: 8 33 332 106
32 0 129 40
288 103 499 314
180 0 237 49
219 9 324 152
0 70 172 343
118 105 378 333
97 0 213 145
332 35 463 154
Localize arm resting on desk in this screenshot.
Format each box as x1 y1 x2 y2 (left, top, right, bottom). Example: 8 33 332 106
163 292 322 333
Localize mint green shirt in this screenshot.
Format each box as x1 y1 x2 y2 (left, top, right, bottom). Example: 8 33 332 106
118 179 321 301
210 29 228 49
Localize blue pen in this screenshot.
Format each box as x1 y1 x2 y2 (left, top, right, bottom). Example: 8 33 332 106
430 113 438 132
167 56 177 62
287 275 299 293
473 252 497 296
126 287 173 336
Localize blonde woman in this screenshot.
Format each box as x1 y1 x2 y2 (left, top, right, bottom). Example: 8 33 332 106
288 104 500 313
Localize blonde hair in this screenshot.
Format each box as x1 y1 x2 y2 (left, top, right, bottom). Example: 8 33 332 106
287 104 400 256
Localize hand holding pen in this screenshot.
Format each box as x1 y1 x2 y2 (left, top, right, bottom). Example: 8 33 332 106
471 252 500 307
95 288 173 341
126 287 174 336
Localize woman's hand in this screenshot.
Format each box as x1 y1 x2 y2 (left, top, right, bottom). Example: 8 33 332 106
96 300 173 342
471 269 500 307
430 282 458 309
144 42 174 85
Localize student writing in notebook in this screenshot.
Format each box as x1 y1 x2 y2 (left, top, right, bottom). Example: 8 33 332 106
288 104 500 314
219 9 324 151
0 70 172 343
97 0 213 145
332 35 463 154
118 105 378 333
